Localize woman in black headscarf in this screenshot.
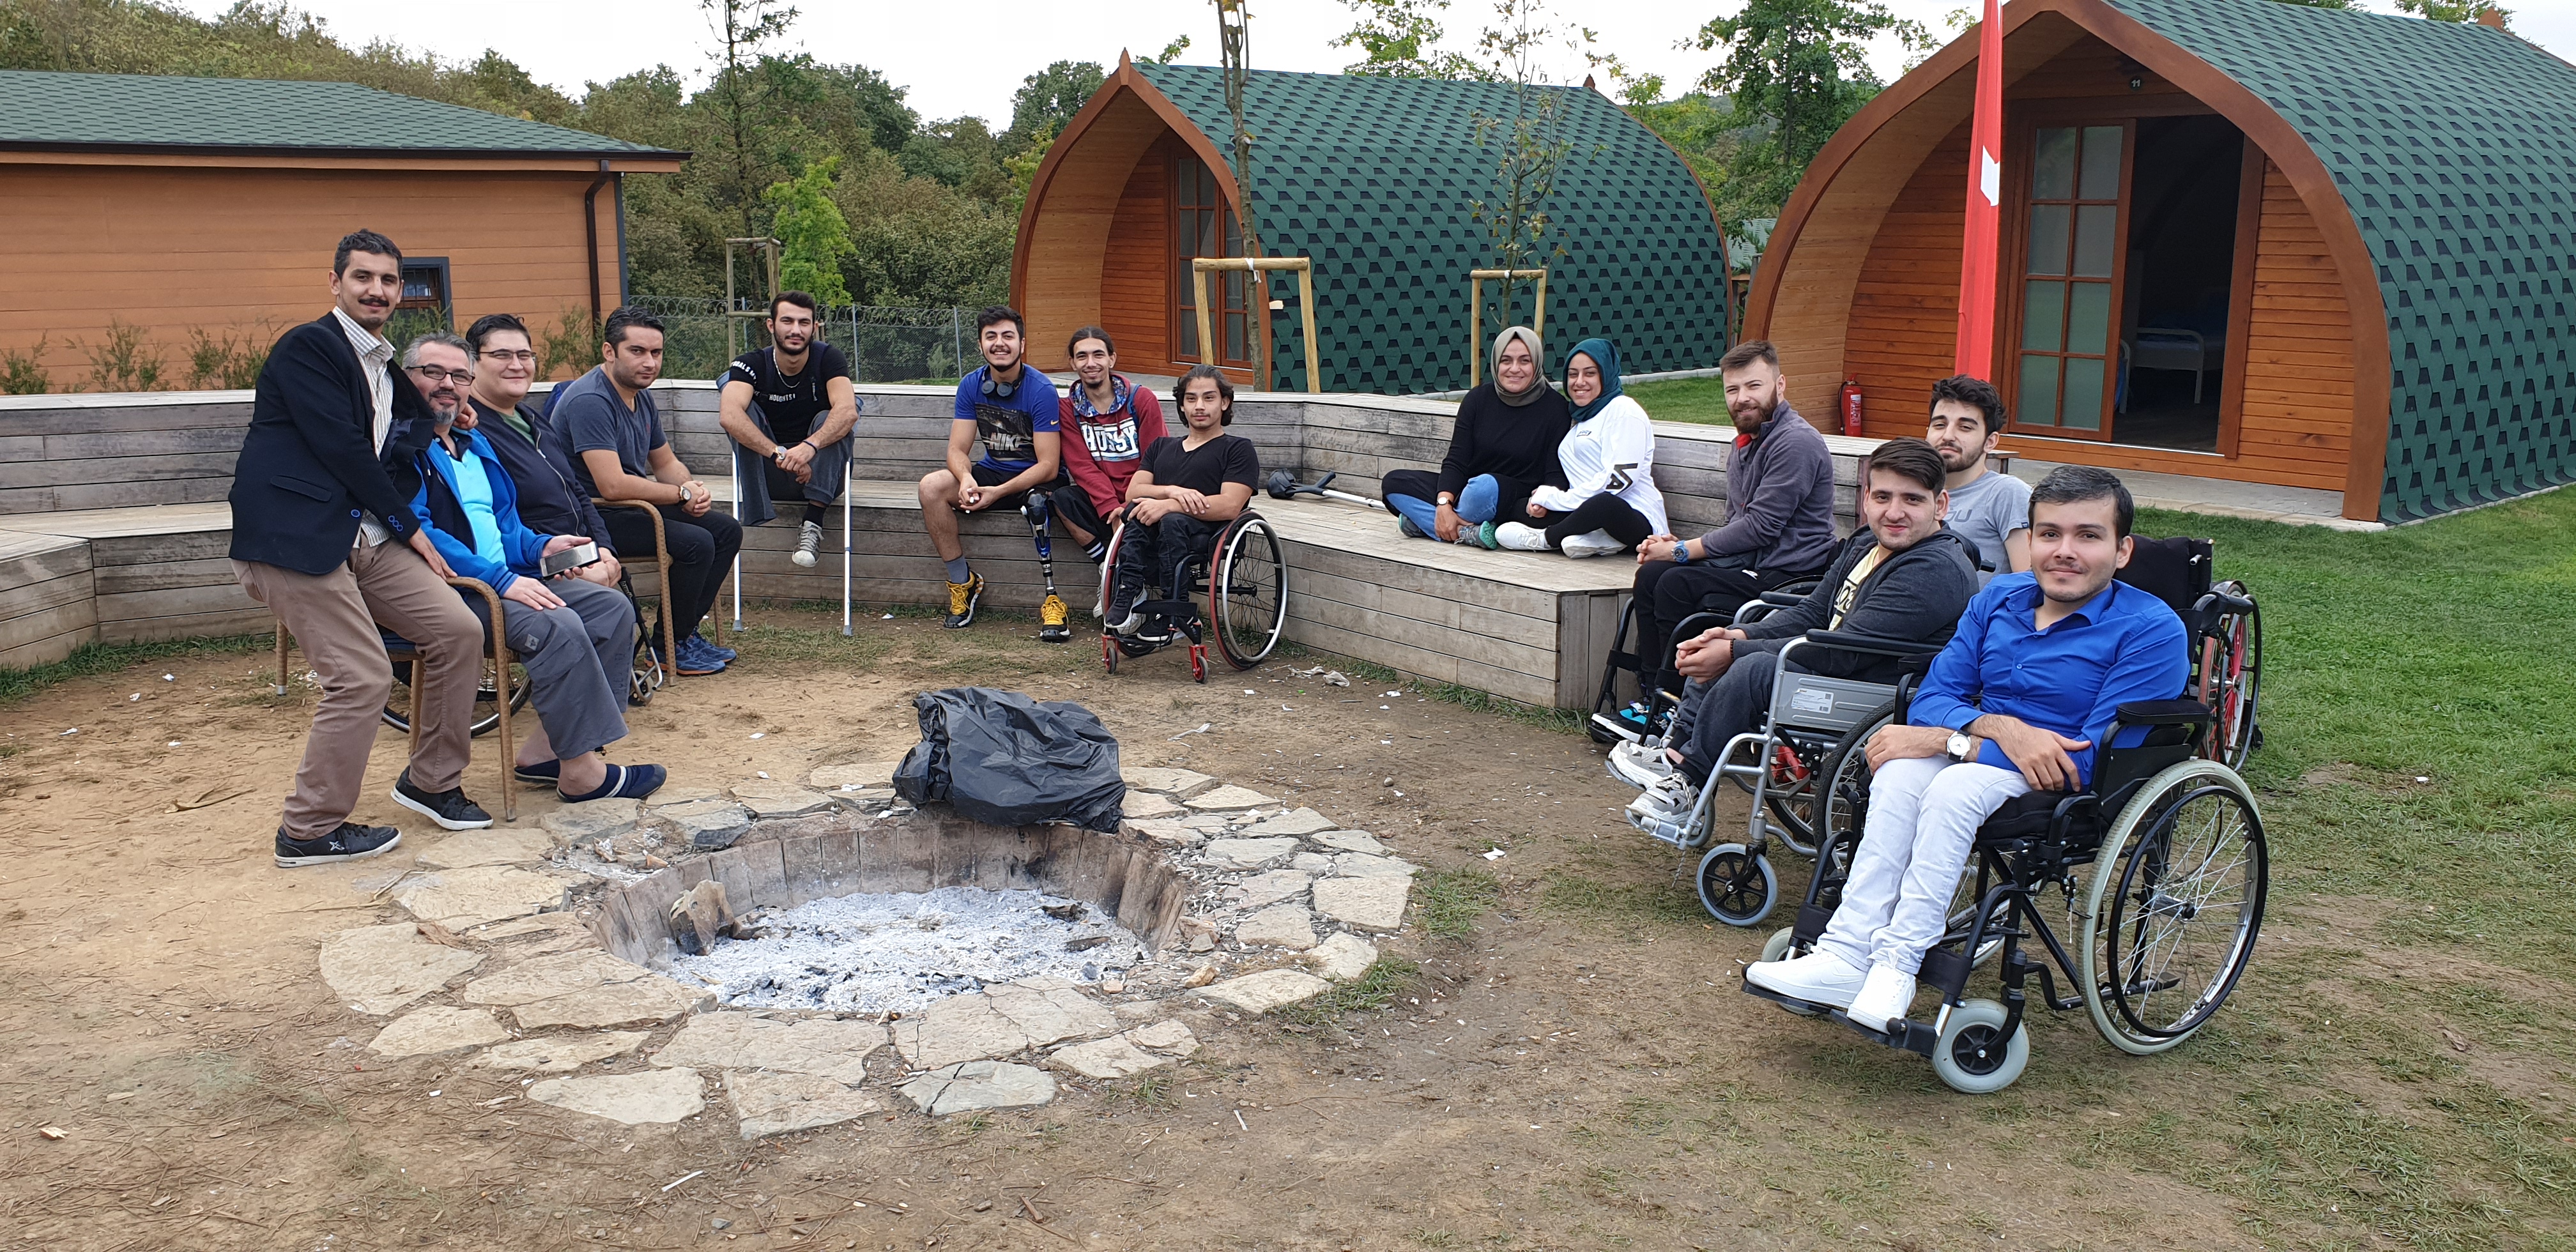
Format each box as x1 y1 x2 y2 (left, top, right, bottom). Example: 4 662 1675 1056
1381 324 1571 546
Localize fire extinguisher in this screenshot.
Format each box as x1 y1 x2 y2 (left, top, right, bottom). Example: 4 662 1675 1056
1837 379 1864 437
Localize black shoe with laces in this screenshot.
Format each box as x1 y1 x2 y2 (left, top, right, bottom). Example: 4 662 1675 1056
391 771 494 830
275 821 402 867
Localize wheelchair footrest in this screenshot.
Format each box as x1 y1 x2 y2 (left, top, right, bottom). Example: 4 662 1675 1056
1827 1007 1940 1058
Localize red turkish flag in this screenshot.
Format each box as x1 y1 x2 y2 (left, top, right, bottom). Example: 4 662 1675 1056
1955 0 2006 377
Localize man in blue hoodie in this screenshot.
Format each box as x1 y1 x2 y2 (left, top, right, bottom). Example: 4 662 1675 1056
404 333 664 804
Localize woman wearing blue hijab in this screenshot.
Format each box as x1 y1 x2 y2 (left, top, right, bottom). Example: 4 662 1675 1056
1492 338 1667 557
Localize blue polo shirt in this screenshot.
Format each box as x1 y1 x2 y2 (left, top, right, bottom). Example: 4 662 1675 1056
954 365 1061 475
1908 572 2189 788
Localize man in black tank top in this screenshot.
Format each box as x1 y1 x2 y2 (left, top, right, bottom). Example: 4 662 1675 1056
718 292 860 569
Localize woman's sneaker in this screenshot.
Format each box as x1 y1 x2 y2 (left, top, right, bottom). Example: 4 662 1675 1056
792 520 824 567
1607 739 1678 790
1396 515 1426 540
1492 522 1553 552
1560 529 1624 558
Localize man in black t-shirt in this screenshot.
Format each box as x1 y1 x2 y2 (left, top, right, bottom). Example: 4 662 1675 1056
719 292 861 568
1107 365 1261 635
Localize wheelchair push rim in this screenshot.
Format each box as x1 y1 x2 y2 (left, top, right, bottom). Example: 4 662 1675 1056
2078 759 2268 1055
1211 515 1286 670
2198 591 2262 771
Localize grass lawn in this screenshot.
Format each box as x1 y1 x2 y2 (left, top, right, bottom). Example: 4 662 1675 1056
1623 375 1735 425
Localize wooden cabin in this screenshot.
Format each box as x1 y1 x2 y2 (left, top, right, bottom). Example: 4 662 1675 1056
0 71 683 392
1747 0 2576 523
1014 56 1735 393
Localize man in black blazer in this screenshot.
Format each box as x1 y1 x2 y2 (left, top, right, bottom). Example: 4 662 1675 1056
228 229 493 867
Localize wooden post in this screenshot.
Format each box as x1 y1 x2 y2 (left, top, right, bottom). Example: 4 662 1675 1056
1193 257 1320 393
1466 268 1550 387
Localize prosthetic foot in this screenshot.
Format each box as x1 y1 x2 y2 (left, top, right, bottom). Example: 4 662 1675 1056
1025 494 1073 643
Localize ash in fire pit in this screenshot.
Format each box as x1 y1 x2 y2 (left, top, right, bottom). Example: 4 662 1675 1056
671 887 1147 1015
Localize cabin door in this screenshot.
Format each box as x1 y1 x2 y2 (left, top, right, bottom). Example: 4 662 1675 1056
1172 154 1252 370
2009 122 2129 440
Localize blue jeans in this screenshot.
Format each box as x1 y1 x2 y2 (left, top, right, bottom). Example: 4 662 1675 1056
1386 473 1499 538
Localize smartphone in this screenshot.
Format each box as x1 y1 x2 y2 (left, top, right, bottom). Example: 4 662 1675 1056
540 541 601 578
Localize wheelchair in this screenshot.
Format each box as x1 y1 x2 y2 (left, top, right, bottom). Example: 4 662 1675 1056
1588 575 1824 747
1625 629 1935 927
1098 507 1288 681
1744 698 2268 1094
2120 536 2262 768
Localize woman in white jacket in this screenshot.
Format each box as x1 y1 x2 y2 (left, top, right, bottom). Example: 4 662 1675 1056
1491 337 1667 557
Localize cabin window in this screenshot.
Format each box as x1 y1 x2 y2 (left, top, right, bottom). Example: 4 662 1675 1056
1173 156 1250 367
399 258 452 323
2016 125 2124 434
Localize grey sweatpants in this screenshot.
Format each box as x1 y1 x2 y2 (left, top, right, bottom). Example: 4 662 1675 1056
1670 650 1781 781
466 577 634 761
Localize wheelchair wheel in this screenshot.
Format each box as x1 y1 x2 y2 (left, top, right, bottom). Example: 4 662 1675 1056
2198 591 2262 770
2078 759 2267 1055
1929 998 2030 1094
383 656 530 737
1696 843 1779 926
1804 701 1894 860
1100 633 1118 675
1210 515 1286 669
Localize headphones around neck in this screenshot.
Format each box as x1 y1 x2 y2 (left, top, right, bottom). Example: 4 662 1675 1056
980 365 1019 399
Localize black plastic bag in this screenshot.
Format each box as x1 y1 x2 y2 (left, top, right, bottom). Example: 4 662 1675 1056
893 687 1126 831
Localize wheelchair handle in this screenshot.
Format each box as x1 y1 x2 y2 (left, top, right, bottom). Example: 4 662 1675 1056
2196 590 2257 617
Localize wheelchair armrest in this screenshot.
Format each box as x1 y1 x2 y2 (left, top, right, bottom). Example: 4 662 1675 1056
1758 590 1808 607
2113 699 2212 727
1799 629 1939 661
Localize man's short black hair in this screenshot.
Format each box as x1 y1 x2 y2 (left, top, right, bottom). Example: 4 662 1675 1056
603 305 664 347
1928 374 2009 434
1718 339 1779 372
976 305 1025 338
1862 436 1948 496
1068 325 1115 356
465 312 530 357
2029 465 2135 538
335 229 402 275
770 291 819 319
1176 364 1235 426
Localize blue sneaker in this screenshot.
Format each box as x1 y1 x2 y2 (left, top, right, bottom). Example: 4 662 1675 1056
703 637 738 662
673 636 727 676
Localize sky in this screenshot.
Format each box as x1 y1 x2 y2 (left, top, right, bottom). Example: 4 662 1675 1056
174 0 2576 126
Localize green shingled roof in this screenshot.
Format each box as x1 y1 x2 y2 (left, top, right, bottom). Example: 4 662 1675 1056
1131 62 1732 394
2103 0 2576 521
0 70 677 157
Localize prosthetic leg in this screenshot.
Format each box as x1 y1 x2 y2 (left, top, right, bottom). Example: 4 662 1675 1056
1024 492 1073 643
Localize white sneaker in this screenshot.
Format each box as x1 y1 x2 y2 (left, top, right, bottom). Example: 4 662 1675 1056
1090 592 1105 619
1560 528 1624 558
1623 772 1698 827
1492 521 1553 552
791 520 822 567
1846 962 1919 1035
1607 739 1677 790
1745 949 1867 1009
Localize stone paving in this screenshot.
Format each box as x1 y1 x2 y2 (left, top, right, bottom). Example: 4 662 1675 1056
314 758 1418 1134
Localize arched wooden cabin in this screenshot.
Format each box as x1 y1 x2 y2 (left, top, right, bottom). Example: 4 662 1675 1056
1748 0 2576 523
1014 56 1735 393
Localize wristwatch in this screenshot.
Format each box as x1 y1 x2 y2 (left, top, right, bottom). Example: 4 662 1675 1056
1946 731 1975 761
1671 540 1692 565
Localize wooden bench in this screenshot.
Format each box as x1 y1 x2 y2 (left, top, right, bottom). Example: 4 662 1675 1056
0 503 267 660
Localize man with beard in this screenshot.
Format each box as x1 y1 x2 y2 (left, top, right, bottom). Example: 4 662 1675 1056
719 292 860 569
1922 374 2030 584
227 229 490 866
402 333 664 802
1607 340 1837 740
1747 466 2187 1034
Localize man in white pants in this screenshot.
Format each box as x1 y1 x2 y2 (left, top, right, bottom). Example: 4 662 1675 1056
1746 466 2188 1032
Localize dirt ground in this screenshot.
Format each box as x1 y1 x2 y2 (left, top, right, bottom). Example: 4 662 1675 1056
1 605 2567 1251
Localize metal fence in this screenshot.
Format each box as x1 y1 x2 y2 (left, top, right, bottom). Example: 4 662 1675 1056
625 298 977 386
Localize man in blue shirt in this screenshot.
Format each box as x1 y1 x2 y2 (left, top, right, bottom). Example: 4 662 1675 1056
1747 466 2188 1032
914 306 1064 632
405 333 665 804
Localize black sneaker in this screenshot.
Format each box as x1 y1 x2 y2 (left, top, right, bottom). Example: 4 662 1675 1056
275 821 402 868
1105 579 1143 635
392 771 494 830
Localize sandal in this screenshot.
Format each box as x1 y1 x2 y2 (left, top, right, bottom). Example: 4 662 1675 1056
559 763 666 804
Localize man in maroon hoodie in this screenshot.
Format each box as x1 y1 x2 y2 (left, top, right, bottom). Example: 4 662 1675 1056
1050 326 1168 611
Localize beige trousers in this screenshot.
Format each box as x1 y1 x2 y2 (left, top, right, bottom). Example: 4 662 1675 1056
234 540 480 839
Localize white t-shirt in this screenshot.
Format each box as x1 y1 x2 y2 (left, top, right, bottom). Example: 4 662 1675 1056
1943 468 2032 585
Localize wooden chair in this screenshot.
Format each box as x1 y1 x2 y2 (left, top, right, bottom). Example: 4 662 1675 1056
272 576 518 822
589 499 682 675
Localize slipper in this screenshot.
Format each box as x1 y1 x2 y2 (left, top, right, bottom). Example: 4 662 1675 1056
560 763 666 804
513 760 561 786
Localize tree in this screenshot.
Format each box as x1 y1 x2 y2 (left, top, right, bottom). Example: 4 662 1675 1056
700 0 800 236
1466 0 1591 324
1333 0 1482 79
1003 60 1104 151
2391 0 2510 25
765 156 855 305
1694 0 1926 229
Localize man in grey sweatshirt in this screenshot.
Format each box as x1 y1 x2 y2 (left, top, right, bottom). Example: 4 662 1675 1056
1614 438 1979 809
1615 341 1839 733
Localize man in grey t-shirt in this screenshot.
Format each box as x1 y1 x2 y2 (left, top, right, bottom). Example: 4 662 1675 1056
1922 374 2030 585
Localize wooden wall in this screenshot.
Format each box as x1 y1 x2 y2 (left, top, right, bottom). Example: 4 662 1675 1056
0 161 619 391
2228 160 2353 491
1844 126 1972 439
1016 91 1176 374
1100 140 1173 376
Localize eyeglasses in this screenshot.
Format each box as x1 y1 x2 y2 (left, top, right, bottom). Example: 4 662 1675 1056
478 349 537 363
406 365 475 384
